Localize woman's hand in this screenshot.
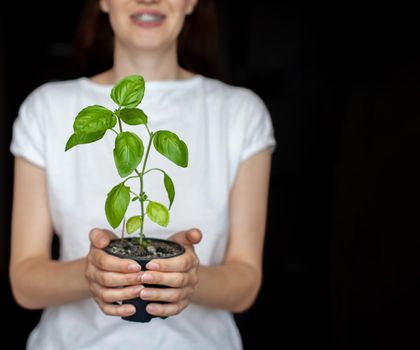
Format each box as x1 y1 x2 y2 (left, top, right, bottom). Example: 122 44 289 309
139 229 202 317
85 228 202 318
85 229 144 317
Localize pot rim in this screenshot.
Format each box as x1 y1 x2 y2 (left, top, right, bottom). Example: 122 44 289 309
104 237 185 262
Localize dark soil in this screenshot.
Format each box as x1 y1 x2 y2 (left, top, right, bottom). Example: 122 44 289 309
105 237 184 260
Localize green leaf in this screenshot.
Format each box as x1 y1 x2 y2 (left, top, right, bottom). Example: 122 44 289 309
153 130 189 168
65 131 106 151
146 201 170 227
119 108 148 125
111 75 145 108
73 105 116 134
113 132 144 177
105 182 130 229
163 173 175 209
126 216 142 235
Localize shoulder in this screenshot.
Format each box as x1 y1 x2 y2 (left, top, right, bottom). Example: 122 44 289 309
199 76 270 125
29 78 83 99
20 78 84 108
200 76 266 108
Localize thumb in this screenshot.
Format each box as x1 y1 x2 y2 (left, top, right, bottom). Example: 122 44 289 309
169 228 202 247
89 228 117 249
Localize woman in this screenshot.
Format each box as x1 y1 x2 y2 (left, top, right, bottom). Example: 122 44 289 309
9 0 275 349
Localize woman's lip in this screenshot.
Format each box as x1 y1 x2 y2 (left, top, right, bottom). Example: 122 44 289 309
130 12 166 28
131 9 165 17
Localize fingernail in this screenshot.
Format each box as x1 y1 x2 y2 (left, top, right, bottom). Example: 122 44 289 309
142 273 154 283
98 237 107 247
147 304 157 313
133 285 144 294
128 263 141 272
141 289 152 298
146 262 159 270
125 306 136 315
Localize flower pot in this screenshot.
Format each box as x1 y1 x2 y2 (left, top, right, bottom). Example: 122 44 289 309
104 237 185 322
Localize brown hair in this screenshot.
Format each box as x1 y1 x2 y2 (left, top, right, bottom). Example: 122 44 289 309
73 0 223 79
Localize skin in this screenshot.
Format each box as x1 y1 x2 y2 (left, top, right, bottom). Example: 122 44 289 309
96 0 197 83
9 0 273 318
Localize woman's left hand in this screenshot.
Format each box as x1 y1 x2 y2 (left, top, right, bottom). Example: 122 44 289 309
139 228 202 317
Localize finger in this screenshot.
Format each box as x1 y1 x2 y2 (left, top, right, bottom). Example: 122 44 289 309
96 299 136 317
168 228 202 247
140 271 197 288
89 248 141 273
89 228 117 249
146 251 199 273
146 299 189 317
91 282 144 303
140 286 193 303
90 269 143 287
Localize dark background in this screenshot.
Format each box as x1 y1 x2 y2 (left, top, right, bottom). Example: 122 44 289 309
1 1 419 349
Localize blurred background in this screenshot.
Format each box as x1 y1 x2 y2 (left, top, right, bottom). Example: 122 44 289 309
1 1 419 349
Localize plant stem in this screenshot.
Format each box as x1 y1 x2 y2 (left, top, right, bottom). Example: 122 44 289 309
135 130 154 246
134 168 144 245
115 109 123 133
121 217 126 243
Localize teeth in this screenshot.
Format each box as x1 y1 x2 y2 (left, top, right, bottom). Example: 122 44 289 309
133 13 164 23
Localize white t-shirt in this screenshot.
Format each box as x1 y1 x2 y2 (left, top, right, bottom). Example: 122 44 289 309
10 74 276 350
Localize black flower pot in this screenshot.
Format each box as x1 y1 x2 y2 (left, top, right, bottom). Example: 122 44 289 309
105 237 185 322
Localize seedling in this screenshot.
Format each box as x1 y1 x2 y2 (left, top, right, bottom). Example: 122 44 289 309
65 75 188 250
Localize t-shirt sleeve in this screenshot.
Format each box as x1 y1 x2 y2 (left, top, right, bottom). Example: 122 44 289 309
10 87 47 168
239 90 276 161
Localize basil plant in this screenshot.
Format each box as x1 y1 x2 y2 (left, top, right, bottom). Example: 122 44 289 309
65 75 188 246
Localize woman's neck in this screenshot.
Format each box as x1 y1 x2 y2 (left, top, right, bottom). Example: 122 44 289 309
91 42 194 84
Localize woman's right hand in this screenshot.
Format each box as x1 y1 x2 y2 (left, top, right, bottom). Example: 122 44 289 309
85 228 144 317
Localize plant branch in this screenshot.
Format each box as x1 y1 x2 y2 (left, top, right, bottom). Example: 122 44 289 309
123 175 139 184
145 124 151 136
142 168 165 176
141 132 154 176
